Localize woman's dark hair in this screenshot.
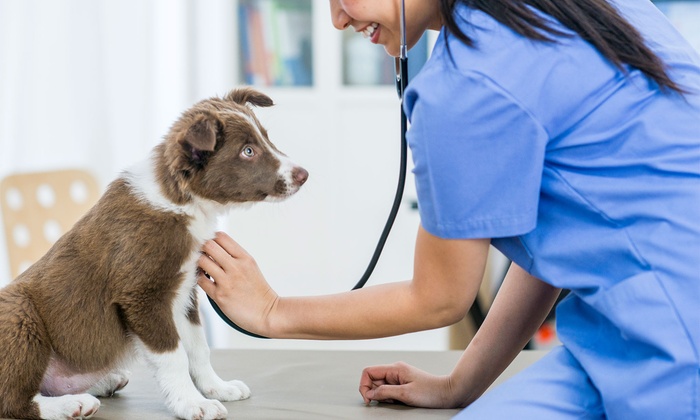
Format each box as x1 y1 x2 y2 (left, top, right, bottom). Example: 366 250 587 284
439 0 686 94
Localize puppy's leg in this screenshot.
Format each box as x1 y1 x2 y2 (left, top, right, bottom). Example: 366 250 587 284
179 300 250 402
85 369 130 397
41 355 121 397
136 339 227 420
0 286 100 420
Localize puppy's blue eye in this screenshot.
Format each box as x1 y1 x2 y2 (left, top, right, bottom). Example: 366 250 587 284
242 146 255 157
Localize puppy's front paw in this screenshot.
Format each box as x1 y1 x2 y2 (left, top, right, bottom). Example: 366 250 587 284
35 393 101 420
172 398 227 420
201 379 251 402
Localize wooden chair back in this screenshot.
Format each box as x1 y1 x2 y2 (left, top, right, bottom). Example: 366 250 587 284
0 169 99 278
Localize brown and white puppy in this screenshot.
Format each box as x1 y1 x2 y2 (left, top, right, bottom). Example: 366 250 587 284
0 88 308 420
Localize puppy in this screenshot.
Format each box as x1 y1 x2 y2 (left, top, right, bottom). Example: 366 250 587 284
0 88 308 420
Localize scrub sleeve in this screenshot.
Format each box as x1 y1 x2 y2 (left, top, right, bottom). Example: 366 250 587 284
406 67 547 240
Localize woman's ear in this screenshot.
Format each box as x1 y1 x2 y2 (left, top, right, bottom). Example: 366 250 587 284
224 87 274 108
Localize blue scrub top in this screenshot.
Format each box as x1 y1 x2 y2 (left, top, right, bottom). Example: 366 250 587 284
404 0 700 416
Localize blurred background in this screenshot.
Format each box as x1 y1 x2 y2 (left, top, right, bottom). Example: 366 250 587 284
1 0 698 351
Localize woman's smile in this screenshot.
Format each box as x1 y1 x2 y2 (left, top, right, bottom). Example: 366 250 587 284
360 22 380 43
329 0 442 56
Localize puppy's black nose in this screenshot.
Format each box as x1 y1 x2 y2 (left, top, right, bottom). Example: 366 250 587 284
293 167 309 186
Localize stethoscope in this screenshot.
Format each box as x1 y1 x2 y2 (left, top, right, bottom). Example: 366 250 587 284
208 0 410 339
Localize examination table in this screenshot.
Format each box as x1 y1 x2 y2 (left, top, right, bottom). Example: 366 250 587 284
18 349 545 419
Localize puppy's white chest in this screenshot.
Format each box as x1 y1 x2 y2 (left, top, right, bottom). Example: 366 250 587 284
187 214 219 245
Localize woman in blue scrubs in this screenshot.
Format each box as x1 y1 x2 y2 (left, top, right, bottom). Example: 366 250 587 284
199 0 700 417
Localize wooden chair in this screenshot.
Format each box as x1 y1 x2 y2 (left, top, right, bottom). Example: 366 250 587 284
0 169 100 278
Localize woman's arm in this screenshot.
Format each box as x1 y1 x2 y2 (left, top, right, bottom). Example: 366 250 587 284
359 263 561 407
448 264 560 406
197 226 490 339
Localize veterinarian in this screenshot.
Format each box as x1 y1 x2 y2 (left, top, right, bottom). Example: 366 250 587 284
198 0 700 418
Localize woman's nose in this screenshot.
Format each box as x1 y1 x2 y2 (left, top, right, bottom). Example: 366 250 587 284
329 0 352 30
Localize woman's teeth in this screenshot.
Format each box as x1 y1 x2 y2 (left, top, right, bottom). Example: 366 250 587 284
362 22 379 39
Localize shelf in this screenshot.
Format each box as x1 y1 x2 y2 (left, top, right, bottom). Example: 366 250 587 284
238 0 314 87
235 0 433 89
342 29 431 87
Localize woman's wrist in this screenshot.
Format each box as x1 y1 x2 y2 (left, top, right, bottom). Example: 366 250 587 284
261 294 285 338
447 369 483 408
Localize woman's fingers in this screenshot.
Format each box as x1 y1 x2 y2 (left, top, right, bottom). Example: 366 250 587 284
199 232 254 275
214 231 249 258
198 252 222 274
201 238 233 268
197 235 238 298
359 364 406 404
366 384 406 404
196 269 216 295
197 252 222 292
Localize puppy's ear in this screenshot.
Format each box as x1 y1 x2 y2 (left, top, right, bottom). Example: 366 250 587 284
225 88 274 108
181 112 219 167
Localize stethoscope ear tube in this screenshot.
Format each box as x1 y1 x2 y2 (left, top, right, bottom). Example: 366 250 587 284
349 0 408 289
209 0 409 339
354 57 409 291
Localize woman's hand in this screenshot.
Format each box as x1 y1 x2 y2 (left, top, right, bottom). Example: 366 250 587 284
359 362 459 408
197 231 278 337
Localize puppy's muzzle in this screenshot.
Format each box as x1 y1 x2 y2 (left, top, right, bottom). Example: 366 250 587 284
292 167 309 187
269 164 308 201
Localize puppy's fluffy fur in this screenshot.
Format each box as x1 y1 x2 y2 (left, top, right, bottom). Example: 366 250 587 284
0 88 307 420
